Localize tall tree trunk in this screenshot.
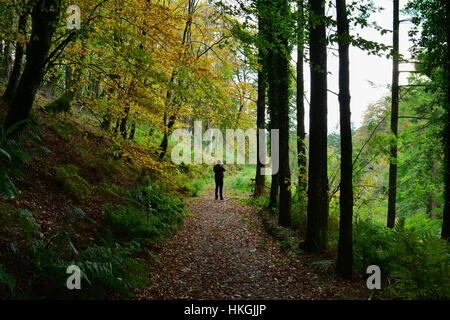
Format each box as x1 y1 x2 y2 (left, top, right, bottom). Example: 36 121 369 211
159 109 177 159
267 48 279 209
4 0 61 130
2 39 12 80
336 0 353 279
297 0 307 196
387 0 400 228
442 0 450 241
129 122 136 140
3 12 28 102
428 161 438 219
254 49 267 197
120 106 130 139
305 0 329 253
276 0 292 227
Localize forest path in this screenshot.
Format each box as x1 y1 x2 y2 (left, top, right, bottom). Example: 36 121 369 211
137 191 365 299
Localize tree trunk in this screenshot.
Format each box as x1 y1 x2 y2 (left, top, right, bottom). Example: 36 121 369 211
4 0 61 130
427 161 439 219
267 47 279 209
254 48 267 197
2 40 12 80
159 110 177 159
120 106 130 139
336 0 353 279
3 12 28 102
387 0 399 228
305 0 329 253
129 122 136 140
276 0 292 228
297 0 307 196
442 0 450 241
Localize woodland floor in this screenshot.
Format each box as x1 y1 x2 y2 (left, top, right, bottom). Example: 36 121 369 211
137 190 368 300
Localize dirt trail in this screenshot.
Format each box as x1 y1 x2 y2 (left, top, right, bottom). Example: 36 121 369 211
138 192 366 300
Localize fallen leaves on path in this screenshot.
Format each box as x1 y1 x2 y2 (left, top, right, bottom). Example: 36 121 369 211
137 192 368 300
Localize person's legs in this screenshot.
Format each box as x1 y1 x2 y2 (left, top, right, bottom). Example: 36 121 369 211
219 180 224 200
215 180 219 200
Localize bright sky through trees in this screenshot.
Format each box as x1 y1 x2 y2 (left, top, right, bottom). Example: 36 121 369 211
299 0 413 133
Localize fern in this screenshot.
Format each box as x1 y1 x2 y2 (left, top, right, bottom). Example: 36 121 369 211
0 122 51 199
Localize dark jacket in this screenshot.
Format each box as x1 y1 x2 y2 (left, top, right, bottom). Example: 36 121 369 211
213 164 225 182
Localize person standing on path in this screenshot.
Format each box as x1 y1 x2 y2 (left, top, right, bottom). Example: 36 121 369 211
213 160 225 200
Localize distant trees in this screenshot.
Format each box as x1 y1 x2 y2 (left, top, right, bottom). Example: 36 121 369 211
3 10 28 103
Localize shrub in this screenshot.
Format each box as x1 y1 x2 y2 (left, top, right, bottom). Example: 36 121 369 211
0 264 16 297
27 241 148 299
0 122 50 199
104 176 184 243
186 180 203 197
387 223 450 299
56 164 91 199
353 219 450 299
353 219 393 275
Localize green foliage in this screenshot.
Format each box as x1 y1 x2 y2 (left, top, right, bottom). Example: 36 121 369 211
56 164 91 199
104 176 184 243
0 122 50 199
0 205 153 299
231 175 252 192
186 179 203 197
387 222 450 299
246 194 270 209
403 212 442 236
290 189 308 233
353 219 450 299
26 241 148 299
230 165 254 194
0 264 16 296
353 220 393 275
44 92 73 114
93 157 128 180
48 118 77 138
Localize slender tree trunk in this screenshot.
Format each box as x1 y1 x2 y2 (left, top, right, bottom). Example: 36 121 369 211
442 0 450 241
428 161 438 219
159 111 177 159
297 0 307 196
4 0 61 130
3 13 28 103
120 106 130 139
267 48 279 209
336 0 353 279
305 0 329 253
387 0 400 228
276 0 292 227
113 118 120 135
2 40 12 80
254 50 267 197
129 122 136 140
